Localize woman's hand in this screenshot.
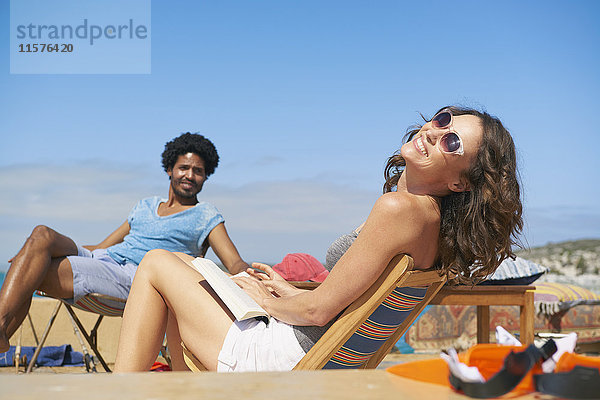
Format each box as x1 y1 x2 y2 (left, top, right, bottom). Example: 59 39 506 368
246 262 303 298
232 275 274 307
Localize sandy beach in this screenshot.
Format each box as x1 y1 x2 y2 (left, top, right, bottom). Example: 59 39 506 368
0 297 435 374
1 369 548 400
0 297 122 373
0 295 591 400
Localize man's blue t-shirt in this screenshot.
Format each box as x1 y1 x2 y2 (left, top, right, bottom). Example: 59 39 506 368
107 197 225 265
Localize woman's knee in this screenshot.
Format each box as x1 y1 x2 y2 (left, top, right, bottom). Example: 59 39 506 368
137 249 176 277
173 252 195 263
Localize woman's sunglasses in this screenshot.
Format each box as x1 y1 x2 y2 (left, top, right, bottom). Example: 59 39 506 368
431 110 464 155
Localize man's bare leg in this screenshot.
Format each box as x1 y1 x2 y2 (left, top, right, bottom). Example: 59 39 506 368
0 225 77 352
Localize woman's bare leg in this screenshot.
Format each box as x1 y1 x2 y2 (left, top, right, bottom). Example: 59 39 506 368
114 249 235 372
165 311 189 371
166 252 208 371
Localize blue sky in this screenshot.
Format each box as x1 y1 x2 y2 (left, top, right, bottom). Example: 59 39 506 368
1 0 599 270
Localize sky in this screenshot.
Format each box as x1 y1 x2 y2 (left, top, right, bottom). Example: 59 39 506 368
1 0 599 271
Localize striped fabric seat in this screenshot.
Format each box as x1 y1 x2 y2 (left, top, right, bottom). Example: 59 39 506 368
323 286 427 369
71 294 125 317
36 291 126 317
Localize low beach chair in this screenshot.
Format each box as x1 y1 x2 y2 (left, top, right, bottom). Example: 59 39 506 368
28 292 127 372
30 292 174 373
182 254 446 371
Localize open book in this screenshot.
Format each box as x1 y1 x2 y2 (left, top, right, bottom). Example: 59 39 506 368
190 257 269 322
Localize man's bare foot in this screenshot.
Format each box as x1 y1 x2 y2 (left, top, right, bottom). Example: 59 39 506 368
0 328 9 353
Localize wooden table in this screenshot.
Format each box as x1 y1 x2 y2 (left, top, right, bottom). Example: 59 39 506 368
430 285 535 345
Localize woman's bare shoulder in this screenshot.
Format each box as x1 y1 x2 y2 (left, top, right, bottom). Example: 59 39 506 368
369 192 440 261
372 191 428 219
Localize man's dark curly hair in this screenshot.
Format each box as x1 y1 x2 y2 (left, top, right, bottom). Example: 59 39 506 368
383 106 523 285
161 133 219 177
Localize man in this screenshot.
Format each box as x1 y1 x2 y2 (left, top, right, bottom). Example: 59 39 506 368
0 133 248 352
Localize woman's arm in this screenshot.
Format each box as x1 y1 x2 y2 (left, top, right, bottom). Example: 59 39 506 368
83 221 131 251
242 192 423 326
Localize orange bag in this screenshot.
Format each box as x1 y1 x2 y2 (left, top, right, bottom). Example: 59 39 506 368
387 344 547 395
463 344 543 393
554 352 600 373
388 343 600 398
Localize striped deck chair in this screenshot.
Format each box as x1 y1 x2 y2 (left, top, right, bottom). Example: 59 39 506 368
29 292 126 372
293 254 446 370
182 254 446 371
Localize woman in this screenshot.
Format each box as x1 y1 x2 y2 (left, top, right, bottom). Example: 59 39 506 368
114 106 522 372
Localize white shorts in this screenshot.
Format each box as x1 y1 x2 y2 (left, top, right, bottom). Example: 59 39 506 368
217 317 306 372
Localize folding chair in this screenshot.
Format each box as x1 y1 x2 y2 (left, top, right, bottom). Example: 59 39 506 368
28 292 174 373
182 254 446 371
28 292 127 373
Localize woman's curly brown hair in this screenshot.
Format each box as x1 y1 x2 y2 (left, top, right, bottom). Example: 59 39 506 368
383 106 523 284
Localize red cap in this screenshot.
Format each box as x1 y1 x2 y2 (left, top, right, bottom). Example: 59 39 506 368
272 253 329 282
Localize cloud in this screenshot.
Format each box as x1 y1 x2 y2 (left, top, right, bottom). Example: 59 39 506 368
4 164 597 270
0 164 379 268
198 181 379 263
220 155 285 172
253 156 285 167
202 181 376 233
0 163 159 222
521 205 600 248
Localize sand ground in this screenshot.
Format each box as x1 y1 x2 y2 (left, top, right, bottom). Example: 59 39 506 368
2 297 128 374
0 297 438 374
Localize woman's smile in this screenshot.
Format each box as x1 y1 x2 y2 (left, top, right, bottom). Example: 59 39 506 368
414 135 429 157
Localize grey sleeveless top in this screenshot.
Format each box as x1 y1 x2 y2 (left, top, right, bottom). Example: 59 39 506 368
293 229 359 353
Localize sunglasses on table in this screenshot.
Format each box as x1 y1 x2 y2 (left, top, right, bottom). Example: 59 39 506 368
430 109 464 155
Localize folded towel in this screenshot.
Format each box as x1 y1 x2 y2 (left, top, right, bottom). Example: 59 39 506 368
0 344 84 367
534 282 600 316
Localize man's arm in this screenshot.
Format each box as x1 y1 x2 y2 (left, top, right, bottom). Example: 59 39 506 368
83 221 131 251
207 223 248 275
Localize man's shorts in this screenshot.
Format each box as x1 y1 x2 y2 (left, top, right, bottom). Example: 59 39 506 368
65 245 137 304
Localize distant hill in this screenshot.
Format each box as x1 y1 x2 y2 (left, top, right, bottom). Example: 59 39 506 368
516 239 600 291
516 239 600 276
